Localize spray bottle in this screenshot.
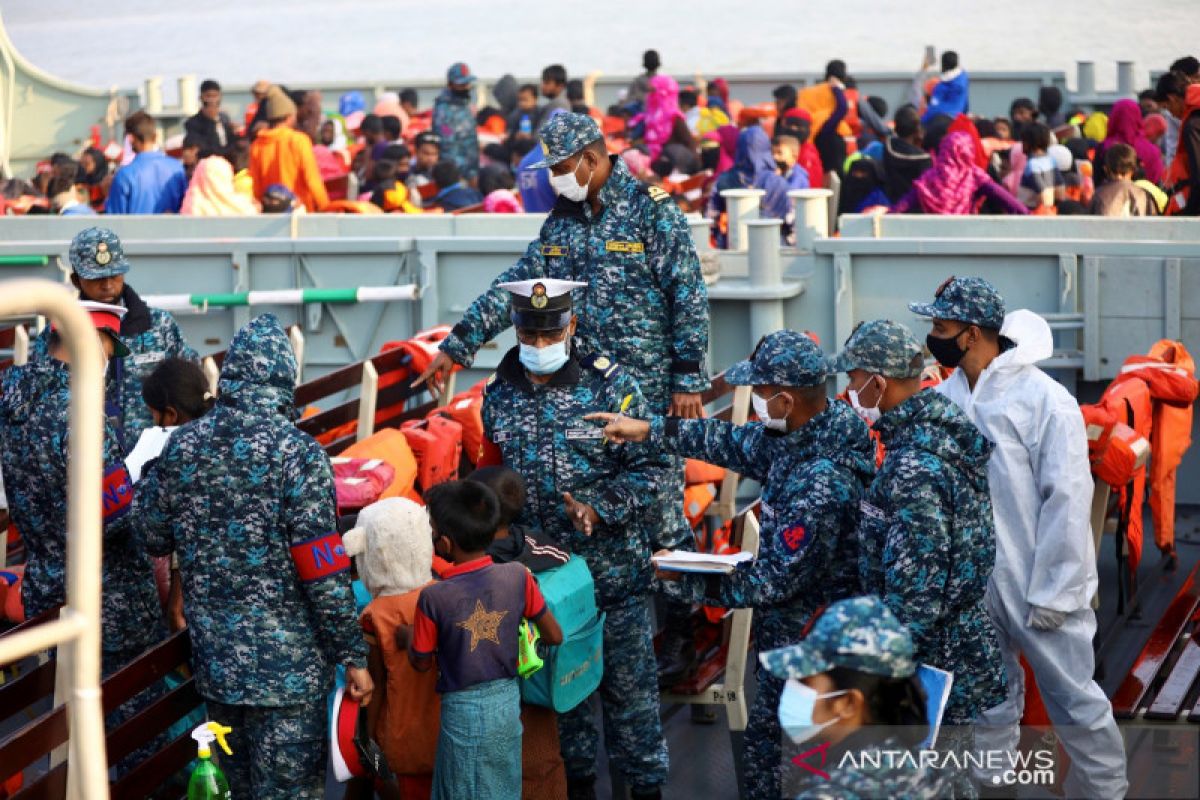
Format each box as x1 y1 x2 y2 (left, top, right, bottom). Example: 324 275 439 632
188 721 233 800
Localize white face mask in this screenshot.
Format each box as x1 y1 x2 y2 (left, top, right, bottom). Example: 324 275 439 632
778 679 848 743
519 338 570 375
848 375 884 425
751 391 788 433
549 156 592 202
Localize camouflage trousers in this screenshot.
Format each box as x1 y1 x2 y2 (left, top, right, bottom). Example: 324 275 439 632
744 669 785 800
558 594 669 792
205 699 326 800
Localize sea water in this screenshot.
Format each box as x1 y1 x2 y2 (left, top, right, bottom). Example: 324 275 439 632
5 0 1198 100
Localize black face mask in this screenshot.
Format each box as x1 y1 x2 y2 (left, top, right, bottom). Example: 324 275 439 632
926 327 969 368
775 159 790 173
451 88 471 100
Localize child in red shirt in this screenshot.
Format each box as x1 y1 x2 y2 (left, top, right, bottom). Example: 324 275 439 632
403 480 561 800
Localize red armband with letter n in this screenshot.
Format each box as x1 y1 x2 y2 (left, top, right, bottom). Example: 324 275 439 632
291 532 352 583
102 464 134 523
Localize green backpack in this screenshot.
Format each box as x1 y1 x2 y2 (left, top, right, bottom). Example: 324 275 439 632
521 555 605 712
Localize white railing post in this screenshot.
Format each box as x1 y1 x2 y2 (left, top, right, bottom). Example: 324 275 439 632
720 189 764 251
0 280 109 800
788 189 833 250
288 326 305 386
746 219 785 341
13 323 28 366
1077 61 1096 97
356 361 378 442
144 77 163 114
178 75 198 116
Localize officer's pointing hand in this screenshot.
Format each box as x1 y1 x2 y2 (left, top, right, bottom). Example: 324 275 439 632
562 492 599 536
583 412 651 443
411 352 456 397
345 665 375 707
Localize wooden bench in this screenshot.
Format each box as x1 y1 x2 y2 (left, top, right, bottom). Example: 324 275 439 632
1 617 202 799
1111 562 1200 721
294 346 437 455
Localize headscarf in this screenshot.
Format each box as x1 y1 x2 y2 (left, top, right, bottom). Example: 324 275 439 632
339 91 366 118
483 189 522 213
636 74 684 160
1082 112 1108 143
910 131 992 215
781 108 825 188
622 147 652 178
717 125 791 219
947 115 989 169
709 78 730 108
181 156 259 216
707 125 738 178
1142 113 1167 143
1102 99 1164 184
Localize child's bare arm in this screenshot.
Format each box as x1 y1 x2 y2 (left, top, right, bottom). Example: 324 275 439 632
535 608 563 646
398 622 436 671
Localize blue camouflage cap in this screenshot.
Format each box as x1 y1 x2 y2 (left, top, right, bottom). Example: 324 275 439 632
908 275 1005 330
725 330 826 388
527 112 603 169
446 62 477 86
829 320 924 379
759 596 916 680
69 227 130 279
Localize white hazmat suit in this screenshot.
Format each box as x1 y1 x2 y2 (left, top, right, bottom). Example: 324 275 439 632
937 309 1128 799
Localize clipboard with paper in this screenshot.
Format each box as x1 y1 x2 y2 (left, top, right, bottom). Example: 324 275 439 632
917 664 953 748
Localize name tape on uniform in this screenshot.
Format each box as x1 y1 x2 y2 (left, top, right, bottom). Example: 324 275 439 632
605 241 644 254
542 245 569 257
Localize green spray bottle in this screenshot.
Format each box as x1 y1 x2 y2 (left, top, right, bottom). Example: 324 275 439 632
187 721 233 800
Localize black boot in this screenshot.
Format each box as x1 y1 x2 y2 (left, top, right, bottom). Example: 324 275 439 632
566 774 597 800
630 787 662 800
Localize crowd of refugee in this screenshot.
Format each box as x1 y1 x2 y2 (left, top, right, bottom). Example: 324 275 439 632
2 45 1192 800
4 48 1200 230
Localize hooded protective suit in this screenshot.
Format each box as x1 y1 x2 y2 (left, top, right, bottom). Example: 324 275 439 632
936 309 1127 799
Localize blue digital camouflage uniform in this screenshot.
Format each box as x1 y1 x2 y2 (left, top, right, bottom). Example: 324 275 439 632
37 228 199 453
760 597 952 800
831 321 1007 725
648 331 875 800
135 314 366 800
442 113 710 550
432 63 480 182
480 346 671 792
0 352 164 674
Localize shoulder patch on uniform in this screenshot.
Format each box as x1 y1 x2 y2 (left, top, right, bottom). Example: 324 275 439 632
581 353 621 379
605 240 645 254
647 185 671 203
291 531 352 583
484 372 497 393
542 244 569 257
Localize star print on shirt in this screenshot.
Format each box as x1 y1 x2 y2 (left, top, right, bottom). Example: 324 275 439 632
457 599 508 652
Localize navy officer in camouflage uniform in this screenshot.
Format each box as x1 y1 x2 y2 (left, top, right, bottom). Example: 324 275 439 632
432 62 481 182
1 300 164 674
831 320 1007 797
135 314 371 799
39 227 198 454
477 279 671 800
760 596 952 800
416 111 711 679
590 330 875 800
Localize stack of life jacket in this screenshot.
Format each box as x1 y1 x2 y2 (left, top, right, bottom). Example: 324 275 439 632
1080 340 1197 573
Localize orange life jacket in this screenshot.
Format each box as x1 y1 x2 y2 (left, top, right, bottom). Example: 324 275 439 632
1165 85 1200 215
1139 342 1197 554
1092 376 1153 572
339 429 419 502
434 380 487 468
1080 404 1150 489
401 415 463 492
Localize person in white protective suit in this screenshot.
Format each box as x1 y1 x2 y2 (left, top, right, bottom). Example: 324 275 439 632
909 276 1127 799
